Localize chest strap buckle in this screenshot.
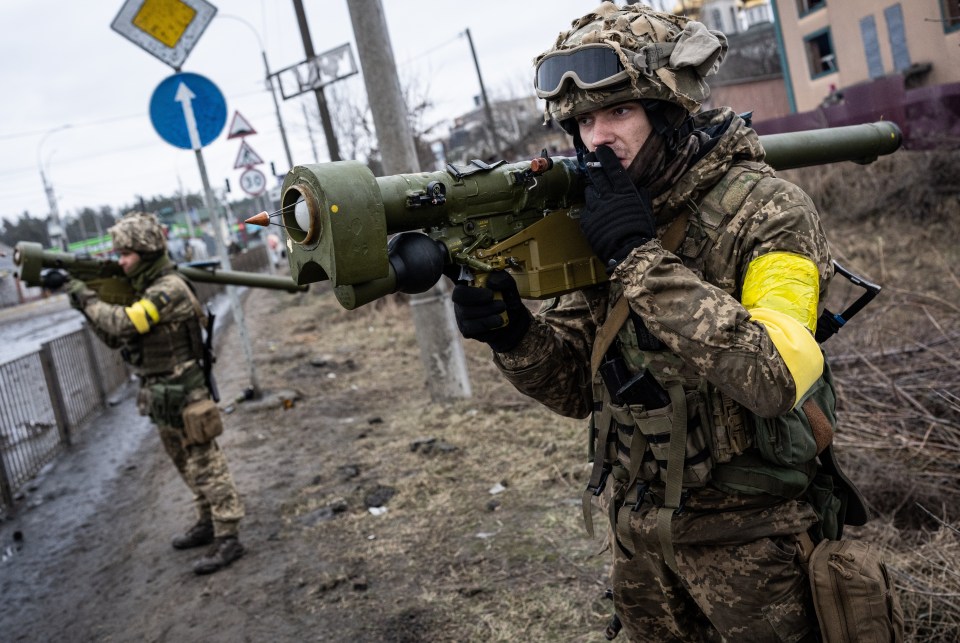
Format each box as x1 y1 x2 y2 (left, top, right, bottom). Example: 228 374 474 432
631 481 650 511
674 490 691 516
590 467 611 497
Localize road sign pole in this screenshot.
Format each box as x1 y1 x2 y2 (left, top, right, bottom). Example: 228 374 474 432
150 69 261 398
149 71 262 398
195 148 262 398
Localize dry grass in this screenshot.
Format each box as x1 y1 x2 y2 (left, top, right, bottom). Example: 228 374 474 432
784 149 960 641
214 150 960 641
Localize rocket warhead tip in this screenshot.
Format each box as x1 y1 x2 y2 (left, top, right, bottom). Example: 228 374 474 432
245 211 270 226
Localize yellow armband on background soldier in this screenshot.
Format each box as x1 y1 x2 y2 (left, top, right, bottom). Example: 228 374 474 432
742 252 823 405
125 298 160 334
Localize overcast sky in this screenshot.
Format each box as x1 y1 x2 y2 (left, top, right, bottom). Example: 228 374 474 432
0 0 610 227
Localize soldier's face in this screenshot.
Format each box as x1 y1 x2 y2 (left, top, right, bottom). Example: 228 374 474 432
576 101 653 168
117 249 141 274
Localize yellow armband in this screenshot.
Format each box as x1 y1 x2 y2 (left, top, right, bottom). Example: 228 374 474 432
748 307 823 405
742 252 823 404
742 252 820 331
124 298 160 334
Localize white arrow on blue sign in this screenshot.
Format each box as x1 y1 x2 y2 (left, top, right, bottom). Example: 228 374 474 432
149 72 227 150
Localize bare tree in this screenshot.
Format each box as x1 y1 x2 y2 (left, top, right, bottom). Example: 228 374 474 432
305 74 444 173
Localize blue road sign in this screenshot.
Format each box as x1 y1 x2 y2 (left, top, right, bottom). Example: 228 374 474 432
149 72 227 150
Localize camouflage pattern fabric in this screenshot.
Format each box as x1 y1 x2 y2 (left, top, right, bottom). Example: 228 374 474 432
494 108 831 639
83 272 202 372
538 2 728 122
109 211 167 254
79 259 244 538
156 422 244 537
609 487 817 642
496 108 833 418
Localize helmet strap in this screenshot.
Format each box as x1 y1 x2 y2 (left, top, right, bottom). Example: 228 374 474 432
559 119 590 169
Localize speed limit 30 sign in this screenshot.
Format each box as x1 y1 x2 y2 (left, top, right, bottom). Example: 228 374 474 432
239 168 266 196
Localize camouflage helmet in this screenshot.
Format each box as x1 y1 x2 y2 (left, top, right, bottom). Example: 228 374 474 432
534 2 728 125
109 211 167 255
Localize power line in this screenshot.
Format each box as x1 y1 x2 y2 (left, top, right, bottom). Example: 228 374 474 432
0 84 272 144
397 33 463 66
0 112 145 143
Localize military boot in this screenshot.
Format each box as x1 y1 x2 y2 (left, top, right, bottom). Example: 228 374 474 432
171 521 215 550
192 535 245 575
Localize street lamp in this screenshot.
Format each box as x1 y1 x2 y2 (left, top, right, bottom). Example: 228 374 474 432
37 124 72 250
218 14 294 170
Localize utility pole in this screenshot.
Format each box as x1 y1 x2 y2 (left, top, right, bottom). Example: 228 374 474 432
292 0 341 162
347 0 471 401
37 125 71 251
218 14 294 171
177 176 196 240
196 149 262 398
263 48 294 171
463 28 505 158
302 102 320 163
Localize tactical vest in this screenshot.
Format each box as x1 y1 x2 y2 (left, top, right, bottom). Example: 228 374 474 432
124 275 206 376
586 162 837 568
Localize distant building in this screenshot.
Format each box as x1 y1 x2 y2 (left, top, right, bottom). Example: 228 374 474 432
668 0 773 33
759 0 960 148
440 0 959 160
771 0 960 112
443 96 569 165
707 21 790 122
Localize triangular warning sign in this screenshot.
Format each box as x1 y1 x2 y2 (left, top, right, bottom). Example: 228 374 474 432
234 140 265 168
227 111 257 139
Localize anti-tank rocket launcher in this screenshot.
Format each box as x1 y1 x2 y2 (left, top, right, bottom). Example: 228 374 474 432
12 241 308 306
253 121 902 310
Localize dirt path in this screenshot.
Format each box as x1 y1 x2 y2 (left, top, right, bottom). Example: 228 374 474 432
0 282 610 643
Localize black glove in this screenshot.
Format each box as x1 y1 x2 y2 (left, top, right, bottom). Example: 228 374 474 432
40 268 69 291
451 270 531 353
580 145 656 269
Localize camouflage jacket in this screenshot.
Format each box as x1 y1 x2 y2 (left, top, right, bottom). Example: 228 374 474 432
81 270 206 381
494 108 833 421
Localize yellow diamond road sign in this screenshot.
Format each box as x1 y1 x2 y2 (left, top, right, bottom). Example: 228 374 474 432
111 0 217 70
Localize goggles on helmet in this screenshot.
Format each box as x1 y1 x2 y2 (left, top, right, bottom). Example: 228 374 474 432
535 45 630 99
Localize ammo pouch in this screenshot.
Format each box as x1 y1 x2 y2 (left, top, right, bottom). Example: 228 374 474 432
711 361 838 499
140 364 207 430
182 399 224 447
805 538 904 642
145 382 188 428
625 389 713 488
751 362 837 468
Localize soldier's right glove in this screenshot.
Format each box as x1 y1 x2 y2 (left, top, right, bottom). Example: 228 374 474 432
580 145 657 270
65 278 97 310
451 270 531 353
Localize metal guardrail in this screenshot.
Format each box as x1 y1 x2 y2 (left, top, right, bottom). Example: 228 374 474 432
0 244 272 517
0 325 128 514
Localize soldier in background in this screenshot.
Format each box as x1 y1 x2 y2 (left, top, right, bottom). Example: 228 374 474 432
67 211 245 575
449 3 896 641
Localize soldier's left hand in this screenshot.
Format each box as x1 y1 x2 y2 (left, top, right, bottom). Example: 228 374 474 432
40 268 69 291
580 145 656 270
65 279 97 310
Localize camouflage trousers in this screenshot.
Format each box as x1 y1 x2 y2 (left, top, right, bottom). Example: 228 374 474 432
605 484 820 643
157 423 245 537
